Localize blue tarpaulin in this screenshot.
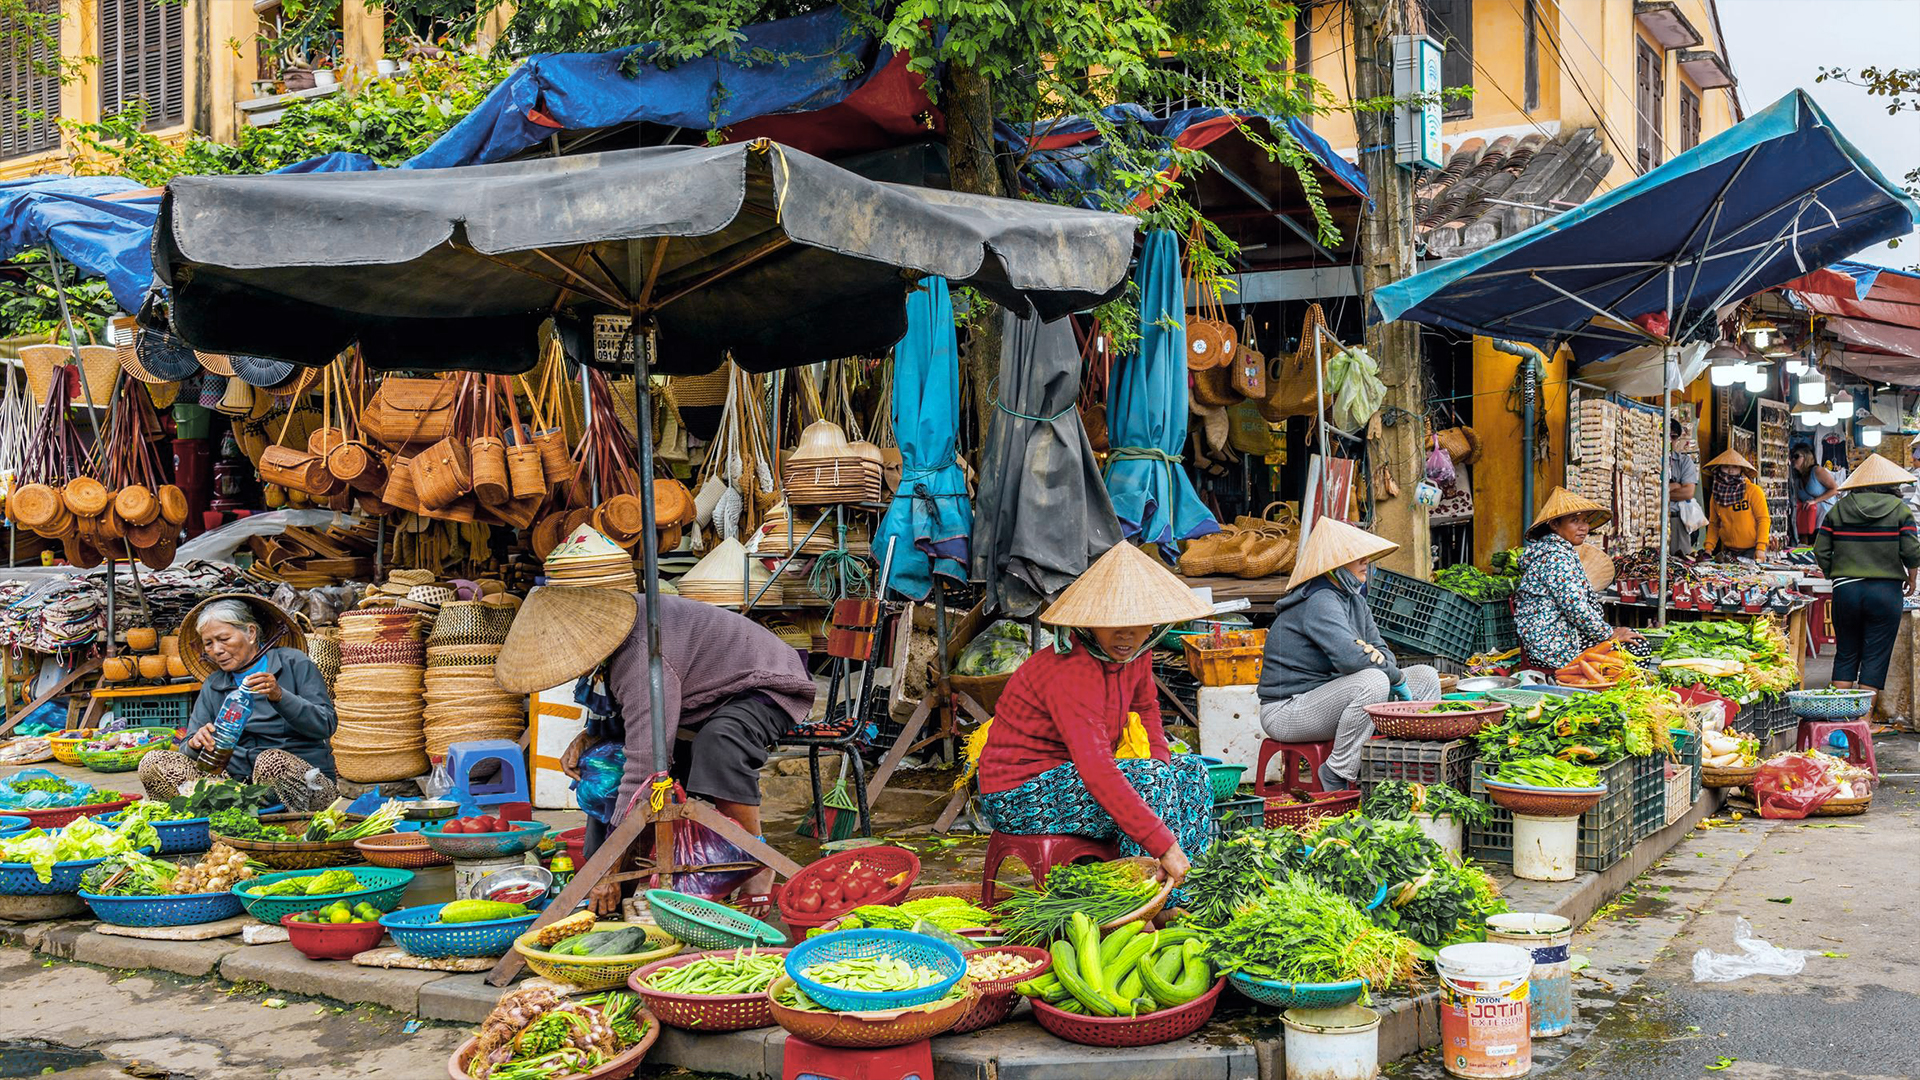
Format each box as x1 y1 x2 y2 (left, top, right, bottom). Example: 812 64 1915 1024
402 7 932 170
1372 91 1917 361
875 278 972 600
999 104 1368 211
0 176 159 314
1103 229 1219 556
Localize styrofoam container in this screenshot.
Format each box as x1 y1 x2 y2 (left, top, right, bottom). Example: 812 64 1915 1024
529 684 586 810
1197 684 1265 774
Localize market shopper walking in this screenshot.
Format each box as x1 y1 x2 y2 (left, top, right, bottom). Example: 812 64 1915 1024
1790 444 1840 542
1814 453 1920 721
138 597 339 812
1668 420 1703 556
1703 449 1771 560
977 542 1216 883
1257 519 1440 790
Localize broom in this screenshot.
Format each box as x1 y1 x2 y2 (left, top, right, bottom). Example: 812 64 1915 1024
798 752 863 842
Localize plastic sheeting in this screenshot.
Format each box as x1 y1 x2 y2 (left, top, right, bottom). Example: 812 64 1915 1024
1102 229 1219 556
874 278 971 601
0 176 159 314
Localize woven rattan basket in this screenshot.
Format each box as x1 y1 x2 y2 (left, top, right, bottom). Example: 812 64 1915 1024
340 641 426 667
425 601 516 647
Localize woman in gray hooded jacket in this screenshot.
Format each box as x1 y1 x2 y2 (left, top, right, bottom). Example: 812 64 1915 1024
1257 520 1440 790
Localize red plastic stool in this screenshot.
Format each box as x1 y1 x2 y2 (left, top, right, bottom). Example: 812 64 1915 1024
784 1035 932 1080
980 832 1121 907
1254 739 1333 797
1795 718 1879 780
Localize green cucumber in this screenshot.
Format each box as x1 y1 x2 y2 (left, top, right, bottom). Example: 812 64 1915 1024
1097 921 1143 966
1137 946 1187 1007
1070 913 1106 995
1050 940 1116 1017
1117 970 1143 1000
1103 932 1159 989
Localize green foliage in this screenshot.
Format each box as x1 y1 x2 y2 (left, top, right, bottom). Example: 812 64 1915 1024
0 250 116 345
60 53 513 186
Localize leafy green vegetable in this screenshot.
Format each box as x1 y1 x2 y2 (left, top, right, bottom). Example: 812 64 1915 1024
1298 815 1509 949
992 860 1158 945
0 815 157 883
1183 828 1304 929
1487 756 1601 789
1475 687 1682 766
78 851 178 896
165 779 276 819
1433 557 1522 601
1197 873 1417 990
1363 780 1491 827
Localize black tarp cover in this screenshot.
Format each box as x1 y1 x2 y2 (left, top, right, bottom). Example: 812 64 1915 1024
154 141 1136 374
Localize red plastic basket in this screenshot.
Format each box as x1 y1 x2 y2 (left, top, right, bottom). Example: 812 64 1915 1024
1363 700 1507 740
950 946 1052 1035
628 948 790 1032
558 825 587 865
1029 978 1224 1047
17 796 140 831
777 845 920 930
1263 789 1360 829
280 913 387 961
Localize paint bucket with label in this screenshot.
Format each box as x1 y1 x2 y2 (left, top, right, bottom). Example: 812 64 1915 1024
1437 942 1532 1079
1485 912 1575 1037
1281 1004 1380 1080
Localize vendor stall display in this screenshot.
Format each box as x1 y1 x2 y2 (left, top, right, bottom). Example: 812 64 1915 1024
452 985 656 1080
330 607 430 782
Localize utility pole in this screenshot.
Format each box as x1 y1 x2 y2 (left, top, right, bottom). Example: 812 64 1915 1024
1350 0 1432 580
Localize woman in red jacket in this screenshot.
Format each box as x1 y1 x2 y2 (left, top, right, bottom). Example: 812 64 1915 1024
976 542 1216 884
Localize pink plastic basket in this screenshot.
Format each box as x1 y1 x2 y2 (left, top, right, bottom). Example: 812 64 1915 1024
1029 978 1224 1047
1263 789 1360 828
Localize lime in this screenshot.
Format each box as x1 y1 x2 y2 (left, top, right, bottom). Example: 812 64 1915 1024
329 907 352 924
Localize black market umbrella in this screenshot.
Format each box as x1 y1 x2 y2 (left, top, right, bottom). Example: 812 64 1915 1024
971 310 1123 617
154 140 1136 375
152 138 1136 881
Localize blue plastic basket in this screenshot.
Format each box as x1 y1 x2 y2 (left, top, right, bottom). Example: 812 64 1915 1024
103 814 211 856
235 867 415 924
784 929 966 1012
379 902 539 958
80 889 246 927
0 849 153 896
0 815 27 838
1228 973 1367 1010
1785 688 1873 719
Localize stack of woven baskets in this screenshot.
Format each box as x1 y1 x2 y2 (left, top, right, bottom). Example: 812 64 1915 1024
422 600 525 758
783 421 884 506
330 607 430 782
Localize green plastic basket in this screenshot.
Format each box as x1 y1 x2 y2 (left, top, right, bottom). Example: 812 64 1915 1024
1202 762 1248 802
1228 973 1366 1010
76 728 177 773
646 889 785 949
234 866 415 924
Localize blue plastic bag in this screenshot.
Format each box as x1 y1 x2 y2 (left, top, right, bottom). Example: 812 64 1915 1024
13 700 65 737
0 768 96 810
572 742 625 824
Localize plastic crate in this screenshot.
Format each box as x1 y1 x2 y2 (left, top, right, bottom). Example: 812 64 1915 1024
1664 767 1694 828
1467 757 1634 873
1629 754 1667 842
1210 795 1265 840
1672 729 1703 806
1367 569 1517 662
92 684 199 730
1357 737 1476 803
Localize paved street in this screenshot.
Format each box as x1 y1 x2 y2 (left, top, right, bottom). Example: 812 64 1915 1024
1392 729 1920 1080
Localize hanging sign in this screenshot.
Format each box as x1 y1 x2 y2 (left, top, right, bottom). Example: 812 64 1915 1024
1392 35 1445 171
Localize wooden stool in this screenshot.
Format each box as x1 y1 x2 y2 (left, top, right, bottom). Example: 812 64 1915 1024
1254 739 1333 796
981 832 1121 907
1795 718 1878 780
784 1035 932 1080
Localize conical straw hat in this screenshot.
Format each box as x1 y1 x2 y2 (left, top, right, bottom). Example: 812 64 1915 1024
1703 448 1756 474
1285 519 1400 592
1527 487 1613 536
1041 542 1212 628
1576 542 1616 591
496 525 639 692
678 536 772 590
789 420 852 462
1837 452 1915 491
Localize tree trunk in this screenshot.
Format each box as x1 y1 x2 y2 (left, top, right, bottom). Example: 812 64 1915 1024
1350 0 1432 580
943 59 1005 444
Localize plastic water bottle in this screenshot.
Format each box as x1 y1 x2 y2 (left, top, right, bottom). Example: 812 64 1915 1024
196 659 269 774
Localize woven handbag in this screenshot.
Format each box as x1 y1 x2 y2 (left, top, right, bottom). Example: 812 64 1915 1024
410 437 470 511
1259 303 1329 421
362 375 456 450
470 376 510 506
502 375 546 499
524 341 575 486
1230 315 1266 399
1184 222 1238 370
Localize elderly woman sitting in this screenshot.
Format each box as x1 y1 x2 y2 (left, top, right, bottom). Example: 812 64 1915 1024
1258 519 1440 791
138 596 339 811
1513 488 1623 670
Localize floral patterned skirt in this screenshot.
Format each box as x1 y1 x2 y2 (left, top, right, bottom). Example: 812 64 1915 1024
978 756 1215 865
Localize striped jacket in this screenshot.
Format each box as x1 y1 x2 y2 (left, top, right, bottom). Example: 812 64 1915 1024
1813 491 1920 580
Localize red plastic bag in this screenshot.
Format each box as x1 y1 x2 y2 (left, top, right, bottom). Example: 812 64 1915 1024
1752 755 1838 819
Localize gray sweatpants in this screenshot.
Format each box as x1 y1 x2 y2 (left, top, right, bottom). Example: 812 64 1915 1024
1258 665 1443 784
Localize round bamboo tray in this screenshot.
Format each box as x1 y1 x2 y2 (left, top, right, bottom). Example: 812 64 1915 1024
1701 763 1759 789
1810 793 1871 816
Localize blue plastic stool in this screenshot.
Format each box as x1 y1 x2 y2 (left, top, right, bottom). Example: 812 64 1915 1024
783 1036 931 1080
444 740 532 816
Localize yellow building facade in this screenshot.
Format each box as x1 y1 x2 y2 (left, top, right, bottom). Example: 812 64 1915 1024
0 0 394 182
1296 0 1744 562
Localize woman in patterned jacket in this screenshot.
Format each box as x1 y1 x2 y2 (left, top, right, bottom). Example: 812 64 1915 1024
1514 487 1626 669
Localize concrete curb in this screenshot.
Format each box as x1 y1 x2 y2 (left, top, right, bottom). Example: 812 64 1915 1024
0 790 1728 1079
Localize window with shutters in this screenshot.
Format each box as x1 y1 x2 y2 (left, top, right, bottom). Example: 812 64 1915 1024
1679 84 1701 151
1422 0 1474 120
100 0 185 130
1 0 62 160
1636 38 1664 172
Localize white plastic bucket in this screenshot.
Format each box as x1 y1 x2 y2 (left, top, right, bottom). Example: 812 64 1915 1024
1281 1004 1380 1080
1415 811 1463 858
1437 942 1532 1079
1486 912 1575 1038
1512 812 1577 881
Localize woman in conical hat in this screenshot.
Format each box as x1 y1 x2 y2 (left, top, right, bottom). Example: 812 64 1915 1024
496 526 817 913
1702 448 1770 561
1815 453 1920 720
1513 487 1627 671
1257 519 1442 790
974 542 1215 885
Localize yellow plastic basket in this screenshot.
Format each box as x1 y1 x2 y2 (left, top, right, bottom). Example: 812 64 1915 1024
511 921 683 990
